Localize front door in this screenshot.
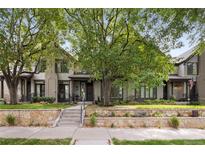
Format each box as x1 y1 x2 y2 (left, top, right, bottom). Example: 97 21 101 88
58 82 70 102
86 82 93 101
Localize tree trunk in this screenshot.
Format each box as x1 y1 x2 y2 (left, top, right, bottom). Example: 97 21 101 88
8 83 18 105
102 78 112 106
4 78 19 105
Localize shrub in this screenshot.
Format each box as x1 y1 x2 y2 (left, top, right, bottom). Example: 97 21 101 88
129 124 134 128
6 114 16 126
124 112 130 117
92 112 98 117
153 111 163 117
111 123 115 128
143 99 176 105
190 101 200 105
169 116 180 129
90 114 97 127
32 96 55 104
0 98 6 104
111 112 115 117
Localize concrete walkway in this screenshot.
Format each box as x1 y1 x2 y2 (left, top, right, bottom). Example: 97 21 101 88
1 127 205 144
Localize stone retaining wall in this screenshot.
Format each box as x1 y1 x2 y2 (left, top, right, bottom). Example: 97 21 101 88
86 108 205 117
0 109 60 127
84 117 205 129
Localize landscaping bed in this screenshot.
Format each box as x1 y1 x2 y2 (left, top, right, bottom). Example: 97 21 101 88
0 109 61 127
0 138 71 145
112 138 205 145
85 104 205 128
86 105 205 117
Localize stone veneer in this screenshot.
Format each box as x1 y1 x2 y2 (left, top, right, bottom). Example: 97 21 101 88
84 117 205 129
0 109 60 127
86 108 205 117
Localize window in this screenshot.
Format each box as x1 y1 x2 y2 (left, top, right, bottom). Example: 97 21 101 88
111 85 123 99
136 86 157 99
187 62 197 75
34 80 45 97
55 60 69 73
58 80 70 102
37 60 46 72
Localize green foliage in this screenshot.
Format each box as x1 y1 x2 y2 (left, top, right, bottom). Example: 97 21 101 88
0 9 67 104
90 114 97 127
111 123 115 128
112 138 205 145
143 99 176 105
111 112 115 117
91 112 98 117
153 111 163 117
6 114 16 126
124 112 130 117
65 9 174 105
32 97 56 104
169 116 180 129
0 103 71 109
0 138 71 145
190 102 201 105
0 98 6 105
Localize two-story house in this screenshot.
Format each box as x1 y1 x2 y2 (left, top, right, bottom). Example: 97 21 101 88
0 47 203 103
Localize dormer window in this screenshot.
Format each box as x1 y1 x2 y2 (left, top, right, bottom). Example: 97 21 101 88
55 60 69 73
187 62 197 75
36 60 46 73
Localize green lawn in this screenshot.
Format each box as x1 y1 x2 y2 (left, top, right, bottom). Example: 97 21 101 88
0 103 72 109
115 105 205 109
0 138 71 145
112 138 205 145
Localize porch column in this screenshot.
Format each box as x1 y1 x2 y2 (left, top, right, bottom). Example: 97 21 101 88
25 79 28 101
69 80 73 102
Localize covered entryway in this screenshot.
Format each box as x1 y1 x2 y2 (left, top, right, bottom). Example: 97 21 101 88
69 74 94 102
163 75 196 101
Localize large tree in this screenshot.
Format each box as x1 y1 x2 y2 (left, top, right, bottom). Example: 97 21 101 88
140 9 205 53
0 9 66 104
65 9 174 106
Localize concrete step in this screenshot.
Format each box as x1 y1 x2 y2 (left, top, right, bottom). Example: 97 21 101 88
58 124 80 127
58 121 80 125
63 109 81 113
59 120 80 123
62 112 80 116
60 117 80 121
57 107 82 127
62 115 80 118
58 122 80 126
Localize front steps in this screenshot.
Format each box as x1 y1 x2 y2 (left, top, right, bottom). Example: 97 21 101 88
57 109 81 127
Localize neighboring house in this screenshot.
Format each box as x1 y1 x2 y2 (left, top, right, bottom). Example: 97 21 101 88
163 47 199 101
197 50 205 102
0 47 203 103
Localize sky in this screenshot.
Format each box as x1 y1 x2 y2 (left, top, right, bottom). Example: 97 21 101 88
169 32 199 57
170 42 194 57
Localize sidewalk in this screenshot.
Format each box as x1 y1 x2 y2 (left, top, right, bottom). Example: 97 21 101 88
1 127 205 144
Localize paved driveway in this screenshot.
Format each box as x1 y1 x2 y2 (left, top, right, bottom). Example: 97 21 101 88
1 127 205 144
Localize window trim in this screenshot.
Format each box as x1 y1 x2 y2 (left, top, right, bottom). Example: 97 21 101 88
55 59 69 73
135 86 157 99
37 60 47 73
34 80 45 97
110 85 123 99
187 62 198 75
58 80 70 102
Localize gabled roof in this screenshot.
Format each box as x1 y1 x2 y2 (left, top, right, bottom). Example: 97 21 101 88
174 45 197 65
